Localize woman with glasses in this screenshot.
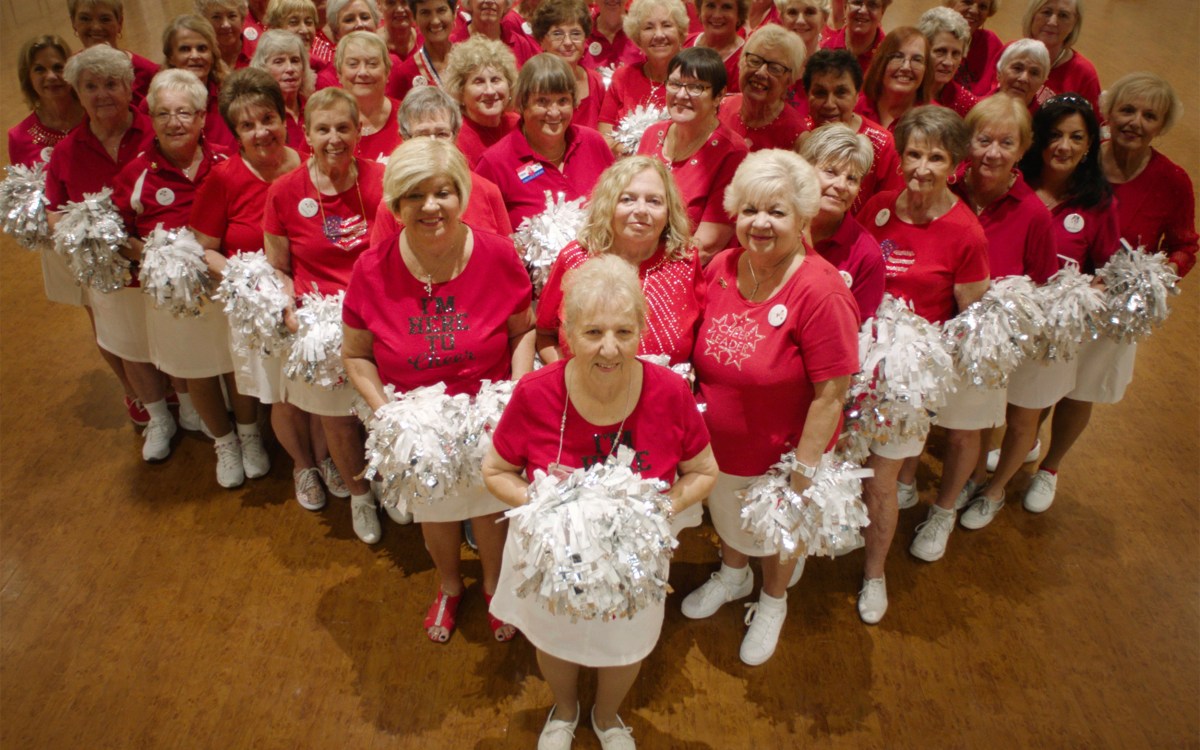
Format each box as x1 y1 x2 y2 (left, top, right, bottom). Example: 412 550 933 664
637 47 747 263
685 0 747 94
476 54 614 229
533 0 606 130
1021 0 1098 112
855 27 935 131
824 0 890 74
717 25 807 152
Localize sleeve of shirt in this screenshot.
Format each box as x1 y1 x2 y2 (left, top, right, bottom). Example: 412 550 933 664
798 279 862 384
852 236 886 320
490 376 532 468
535 252 569 335
43 148 69 210
1091 200 1122 271
1163 167 1198 277
671 372 711 462
598 73 623 126
190 169 228 241
262 178 288 237
954 229 991 285
110 163 140 237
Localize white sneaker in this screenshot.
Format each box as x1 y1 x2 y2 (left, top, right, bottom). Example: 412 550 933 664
681 567 753 619
591 707 635 749
294 467 326 511
178 400 201 431
383 502 414 525
320 457 350 498
142 417 177 462
897 480 917 509
740 592 787 666
960 491 1005 530
1023 470 1058 513
857 577 888 625
214 440 245 488
910 506 955 562
538 703 579 750
351 495 381 544
787 557 806 588
954 479 979 510
986 439 1042 472
240 432 270 479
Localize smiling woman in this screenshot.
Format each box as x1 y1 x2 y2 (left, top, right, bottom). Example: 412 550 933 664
1022 0 1099 111
68 0 161 103
161 14 237 148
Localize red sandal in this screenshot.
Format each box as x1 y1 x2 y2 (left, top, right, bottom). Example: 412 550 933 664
423 589 463 643
485 593 518 643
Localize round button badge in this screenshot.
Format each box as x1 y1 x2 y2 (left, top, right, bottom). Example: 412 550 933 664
40 146 54 162
413 75 428 88
768 304 787 327
243 26 258 41
1064 213 1085 234
840 270 854 289
298 197 319 218
588 41 602 56
155 187 175 206
875 208 891 227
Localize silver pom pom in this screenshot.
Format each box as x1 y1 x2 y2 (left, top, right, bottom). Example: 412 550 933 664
597 65 615 90
837 295 955 463
738 453 873 561
943 276 1046 389
1032 263 1107 361
503 447 674 622
612 104 668 156
1096 241 1180 343
511 191 587 297
139 224 212 317
283 288 347 388
461 378 517 469
51 187 131 293
0 163 51 251
636 354 695 387
216 251 293 356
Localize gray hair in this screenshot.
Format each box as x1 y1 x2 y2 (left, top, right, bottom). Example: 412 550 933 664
742 24 806 86
800 123 874 181
996 37 1049 76
250 29 316 96
335 29 392 74
397 86 463 138
894 104 971 163
624 0 688 43
326 0 381 37
724 148 821 223
147 67 209 112
1022 0 1082 50
194 0 248 15
64 43 134 90
918 6 971 52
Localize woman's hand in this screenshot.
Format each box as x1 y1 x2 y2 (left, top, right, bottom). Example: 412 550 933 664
283 307 299 333
668 445 719 515
788 469 813 496
482 445 531 508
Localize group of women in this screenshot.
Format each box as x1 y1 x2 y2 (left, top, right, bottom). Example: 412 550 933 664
7 0 1196 747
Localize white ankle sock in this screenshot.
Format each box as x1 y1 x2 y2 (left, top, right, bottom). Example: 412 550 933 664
145 399 171 422
720 562 749 582
759 590 787 609
236 423 261 440
176 391 194 411
214 431 238 447
350 491 374 507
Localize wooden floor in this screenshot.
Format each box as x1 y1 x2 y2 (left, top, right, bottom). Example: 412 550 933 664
2 2 1197 748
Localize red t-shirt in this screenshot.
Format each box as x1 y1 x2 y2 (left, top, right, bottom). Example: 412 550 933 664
6 112 71 167
636 120 747 228
813 215 885 323
1112 150 1197 277
387 47 446 101
1044 50 1101 114
952 172 1058 284
475 124 614 229
599 63 667 127
130 53 160 107
573 68 607 131
694 248 860 475
684 32 742 94
112 141 230 237
491 359 710 484
190 153 276 256
285 104 311 158
535 241 707 365
582 13 645 71
457 112 521 169
936 80 978 118
262 158 385 298
356 97 403 163
821 27 884 75
44 111 155 209
315 52 405 91
1047 199 1120 275
957 28 1003 97
448 25 540 66
717 94 808 152
858 191 991 324
369 168 513 243
342 228 531 396
815 115 905 216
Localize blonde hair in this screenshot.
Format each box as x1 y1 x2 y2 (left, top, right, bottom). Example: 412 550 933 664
1101 72 1183 136
303 85 359 128
561 255 648 337
577 157 694 261
335 30 392 75
1022 0 1082 50
443 36 519 102
724 149 821 222
162 14 230 88
799 123 874 180
624 0 688 43
265 0 318 29
382 138 472 216
741 24 806 86
194 0 248 16
965 93 1032 151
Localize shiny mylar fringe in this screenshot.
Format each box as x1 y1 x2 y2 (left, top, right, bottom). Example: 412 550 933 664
943 275 1045 389
52 187 131 293
512 191 586 298
0 162 50 250
215 250 293 356
1032 264 1107 361
283 288 346 388
1096 241 1180 343
613 104 668 156
139 224 212 317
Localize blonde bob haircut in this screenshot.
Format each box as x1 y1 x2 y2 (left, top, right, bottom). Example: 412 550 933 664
723 149 821 224
64 43 134 90
303 85 359 128
577 157 694 262
265 0 318 30
250 29 316 97
624 0 689 44
443 36 519 102
773 0 829 20
336 30 392 74
742 24 806 87
1100 72 1183 137
561 255 648 338
382 138 472 217
965 93 1032 151
1022 0 1082 51
163 14 230 87
799 123 874 181
942 0 999 18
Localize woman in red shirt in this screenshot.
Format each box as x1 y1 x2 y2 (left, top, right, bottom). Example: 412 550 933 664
685 149 860 664
250 29 316 156
918 7 977 118
855 27 934 131
717 25 808 153
9 35 84 169
444 37 521 168
1021 0 1099 112
684 0 746 94
990 38 1051 115
335 32 402 162
944 0 1003 97
159 14 238 149
532 0 607 130
67 0 160 104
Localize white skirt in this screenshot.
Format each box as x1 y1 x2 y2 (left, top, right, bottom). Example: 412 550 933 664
282 376 358 417
1067 337 1137 404
1007 357 1079 410
708 471 780 558
41 248 84 307
870 432 929 461
935 380 1008 431
146 300 233 379
230 348 283 404
91 286 150 362
490 528 665 667
412 482 509 523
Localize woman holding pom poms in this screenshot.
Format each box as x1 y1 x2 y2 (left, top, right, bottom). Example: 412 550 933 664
682 149 859 664
342 138 536 644
483 255 717 748
263 87 385 544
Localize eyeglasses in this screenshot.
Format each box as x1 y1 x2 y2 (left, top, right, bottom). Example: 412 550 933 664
665 79 711 96
152 109 198 123
546 28 586 42
743 52 791 78
1047 92 1092 110
885 52 926 68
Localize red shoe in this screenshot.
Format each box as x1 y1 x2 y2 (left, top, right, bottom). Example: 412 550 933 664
485 593 518 643
124 396 150 427
423 589 463 643
164 391 180 407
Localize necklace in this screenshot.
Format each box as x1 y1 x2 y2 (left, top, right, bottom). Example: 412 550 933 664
551 361 635 476
309 159 367 251
745 250 794 300
404 237 463 295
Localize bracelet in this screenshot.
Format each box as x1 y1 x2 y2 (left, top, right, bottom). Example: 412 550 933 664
781 453 818 479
